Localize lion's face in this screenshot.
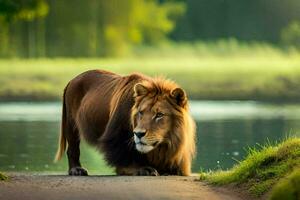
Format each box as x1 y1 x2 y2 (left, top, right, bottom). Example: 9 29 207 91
131 80 187 153
133 98 172 153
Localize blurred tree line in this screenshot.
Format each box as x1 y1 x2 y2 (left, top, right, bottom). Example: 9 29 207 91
171 0 300 43
0 0 300 58
0 0 185 57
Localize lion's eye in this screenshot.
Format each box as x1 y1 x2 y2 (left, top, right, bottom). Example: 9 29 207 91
155 112 164 119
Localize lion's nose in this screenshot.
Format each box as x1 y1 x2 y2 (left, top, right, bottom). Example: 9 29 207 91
134 131 146 139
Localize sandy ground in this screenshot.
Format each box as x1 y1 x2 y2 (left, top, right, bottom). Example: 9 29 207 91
0 173 254 200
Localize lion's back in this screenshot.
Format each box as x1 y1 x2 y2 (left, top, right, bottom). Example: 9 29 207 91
64 69 120 117
66 69 145 146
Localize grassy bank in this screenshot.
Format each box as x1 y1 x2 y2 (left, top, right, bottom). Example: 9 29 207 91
0 46 300 101
0 172 7 180
200 137 300 199
270 170 300 200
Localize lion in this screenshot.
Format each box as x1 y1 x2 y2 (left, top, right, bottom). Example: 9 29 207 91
55 69 196 176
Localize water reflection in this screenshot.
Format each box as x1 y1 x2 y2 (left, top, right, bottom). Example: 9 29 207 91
194 118 299 171
0 101 299 174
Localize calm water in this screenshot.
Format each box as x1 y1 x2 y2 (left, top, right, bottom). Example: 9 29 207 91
0 101 299 174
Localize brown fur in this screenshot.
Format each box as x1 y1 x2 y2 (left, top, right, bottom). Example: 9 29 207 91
55 70 196 176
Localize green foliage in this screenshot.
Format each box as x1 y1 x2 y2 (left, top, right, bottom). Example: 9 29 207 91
0 0 48 22
281 21 300 50
270 170 300 200
0 0 185 57
100 0 185 56
171 0 300 43
0 172 7 180
202 137 300 197
129 0 185 44
0 0 49 57
134 39 285 57
1 0 300 57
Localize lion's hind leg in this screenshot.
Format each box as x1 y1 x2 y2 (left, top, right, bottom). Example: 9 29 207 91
56 87 88 176
63 99 88 176
65 122 88 176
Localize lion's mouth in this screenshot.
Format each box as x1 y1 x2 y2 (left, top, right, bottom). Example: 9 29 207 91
135 141 159 147
135 143 154 153
134 135 160 153
136 141 147 145
134 140 157 153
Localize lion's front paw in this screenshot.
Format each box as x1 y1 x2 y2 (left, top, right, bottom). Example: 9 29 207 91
68 167 88 176
135 166 159 176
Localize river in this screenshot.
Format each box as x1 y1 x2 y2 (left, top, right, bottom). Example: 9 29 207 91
0 101 299 174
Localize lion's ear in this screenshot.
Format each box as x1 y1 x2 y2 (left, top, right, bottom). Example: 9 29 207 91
134 83 149 97
170 88 187 107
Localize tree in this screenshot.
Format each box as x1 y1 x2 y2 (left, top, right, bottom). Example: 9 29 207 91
0 0 48 22
35 0 185 57
0 0 49 57
281 21 300 50
100 0 186 56
0 0 185 57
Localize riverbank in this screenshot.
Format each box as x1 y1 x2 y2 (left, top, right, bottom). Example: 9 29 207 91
0 173 253 200
0 172 7 180
201 137 300 199
1 55 300 101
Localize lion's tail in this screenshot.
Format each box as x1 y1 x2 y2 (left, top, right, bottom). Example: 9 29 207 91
54 86 68 162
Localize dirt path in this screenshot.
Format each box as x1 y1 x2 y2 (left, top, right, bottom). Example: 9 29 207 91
0 173 253 200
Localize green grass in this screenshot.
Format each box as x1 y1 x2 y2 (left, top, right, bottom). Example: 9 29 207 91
0 172 7 180
200 137 300 197
0 41 300 101
0 55 300 101
134 39 296 58
270 170 300 200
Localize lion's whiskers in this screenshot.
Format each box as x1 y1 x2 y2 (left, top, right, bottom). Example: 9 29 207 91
127 137 135 147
